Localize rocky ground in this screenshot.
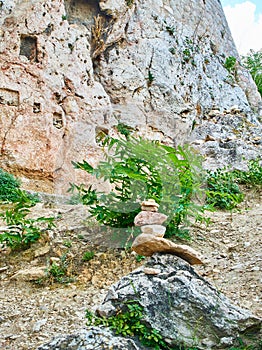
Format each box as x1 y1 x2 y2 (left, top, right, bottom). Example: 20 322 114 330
0 187 261 350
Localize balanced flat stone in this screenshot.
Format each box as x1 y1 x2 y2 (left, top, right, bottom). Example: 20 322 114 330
132 234 203 265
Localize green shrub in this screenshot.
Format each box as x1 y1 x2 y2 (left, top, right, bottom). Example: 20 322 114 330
232 159 262 186
0 189 55 250
70 136 209 240
86 300 170 349
0 168 21 202
206 159 262 210
242 50 262 96
206 169 244 210
0 168 39 204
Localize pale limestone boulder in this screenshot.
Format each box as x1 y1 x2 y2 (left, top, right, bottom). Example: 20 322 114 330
131 234 203 265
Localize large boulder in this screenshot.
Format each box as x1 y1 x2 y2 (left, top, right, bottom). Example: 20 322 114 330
37 327 147 350
37 253 261 349
96 254 261 349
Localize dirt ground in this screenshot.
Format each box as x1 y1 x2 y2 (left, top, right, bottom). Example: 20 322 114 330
0 187 261 350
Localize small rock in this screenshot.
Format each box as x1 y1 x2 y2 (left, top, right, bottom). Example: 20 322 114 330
49 257 60 264
134 212 168 226
0 266 8 273
10 266 47 281
251 266 260 272
143 267 161 275
33 319 47 332
34 245 50 258
140 225 166 237
231 264 244 270
205 134 216 142
141 199 159 212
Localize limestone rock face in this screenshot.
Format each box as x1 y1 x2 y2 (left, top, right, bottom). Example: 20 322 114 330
96 254 262 349
0 0 261 193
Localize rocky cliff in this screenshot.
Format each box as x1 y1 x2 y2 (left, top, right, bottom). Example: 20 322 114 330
0 0 261 193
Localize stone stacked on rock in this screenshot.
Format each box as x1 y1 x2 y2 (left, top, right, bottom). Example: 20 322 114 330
132 199 203 265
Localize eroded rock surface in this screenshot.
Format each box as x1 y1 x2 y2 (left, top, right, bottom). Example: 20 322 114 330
0 0 261 193
37 327 146 350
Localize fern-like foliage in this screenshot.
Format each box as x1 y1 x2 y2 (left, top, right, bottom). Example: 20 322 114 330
70 136 208 239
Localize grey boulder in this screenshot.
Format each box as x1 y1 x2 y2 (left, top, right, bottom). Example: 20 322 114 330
97 254 261 349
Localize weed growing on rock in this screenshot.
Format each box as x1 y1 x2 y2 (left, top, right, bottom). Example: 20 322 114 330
86 300 170 349
63 240 72 248
135 254 146 262
0 168 20 202
224 56 237 73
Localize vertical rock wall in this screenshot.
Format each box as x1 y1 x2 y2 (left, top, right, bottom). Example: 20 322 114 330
0 0 260 193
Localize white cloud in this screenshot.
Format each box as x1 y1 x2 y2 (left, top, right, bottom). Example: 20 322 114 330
223 1 262 55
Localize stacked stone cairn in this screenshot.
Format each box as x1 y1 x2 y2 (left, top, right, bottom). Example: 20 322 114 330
131 199 203 265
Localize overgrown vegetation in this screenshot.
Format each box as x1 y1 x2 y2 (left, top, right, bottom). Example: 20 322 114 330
0 168 21 202
206 159 262 210
70 136 209 241
86 300 172 349
0 189 54 250
242 49 262 97
0 168 38 204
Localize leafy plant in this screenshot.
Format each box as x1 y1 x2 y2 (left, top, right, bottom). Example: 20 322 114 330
232 159 262 186
47 253 74 284
147 70 155 85
82 250 95 262
206 168 243 210
242 50 262 96
63 240 72 248
0 168 20 202
0 168 40 204
0 190 55 250
71 136 208 240
206 159 262 210
86 300 170 349
135 254 146 262
116 123 134 139
166 25 175 35
229 336 262 350
224 56 237 73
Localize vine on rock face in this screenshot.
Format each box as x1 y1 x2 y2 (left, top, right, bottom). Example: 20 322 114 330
70 136 209 240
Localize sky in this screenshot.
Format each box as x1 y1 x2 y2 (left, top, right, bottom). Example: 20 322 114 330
220 0 262 55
